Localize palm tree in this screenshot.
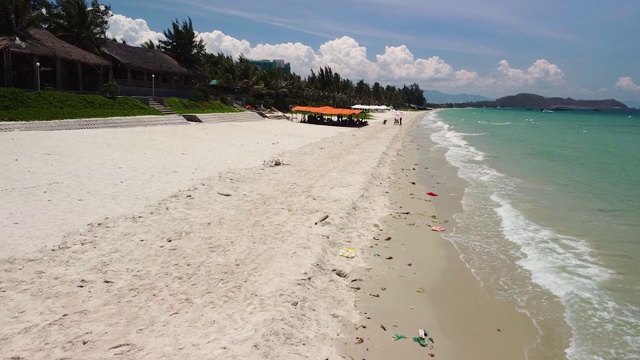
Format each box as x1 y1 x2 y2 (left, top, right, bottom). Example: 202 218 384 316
43 0 111 54
0 0 45 36
158 17 205 67
141 39 157 49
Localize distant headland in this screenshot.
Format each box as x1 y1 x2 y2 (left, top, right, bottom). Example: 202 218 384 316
431 93 628 109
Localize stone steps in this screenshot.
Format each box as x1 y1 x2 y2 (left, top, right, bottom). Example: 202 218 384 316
0 115 190 132
0 112 266 132
186 112 265 124
148 98 176 115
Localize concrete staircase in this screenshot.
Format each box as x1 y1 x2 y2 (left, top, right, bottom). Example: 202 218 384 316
148 98 177 115
0 115 190 132
186 111 266 124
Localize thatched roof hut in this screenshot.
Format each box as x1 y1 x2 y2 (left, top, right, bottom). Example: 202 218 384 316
100 42 200 76
99 42 205 97
1 28 110 90
0 28 110 67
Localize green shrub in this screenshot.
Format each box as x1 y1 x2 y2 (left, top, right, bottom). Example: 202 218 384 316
99 82 120 98
0 88 160 121
165 97 240 114
190 83 210 102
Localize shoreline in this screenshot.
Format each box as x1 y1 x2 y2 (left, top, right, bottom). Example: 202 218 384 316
339 110 539 359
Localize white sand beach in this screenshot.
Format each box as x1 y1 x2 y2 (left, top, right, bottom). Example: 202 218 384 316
0 112 537 359
0 114 406 359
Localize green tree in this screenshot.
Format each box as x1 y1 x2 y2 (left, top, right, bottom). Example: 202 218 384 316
0 0 46 36
158 17 205 67
141 39 157 49
43 0 111 54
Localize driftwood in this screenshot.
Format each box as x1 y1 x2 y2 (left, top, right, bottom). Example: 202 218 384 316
315 214 329 225
217 191 232 197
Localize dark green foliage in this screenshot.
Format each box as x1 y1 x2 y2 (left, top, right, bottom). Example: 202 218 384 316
98 81 119 98
401 83 427 106
0 0 46 35
158 17 206 67
0 88 160 121
141 39 157 49
190 82 209 102
164 97 240 114
42 0 111 54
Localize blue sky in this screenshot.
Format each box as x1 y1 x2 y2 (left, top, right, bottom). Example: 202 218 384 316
104 0 640 104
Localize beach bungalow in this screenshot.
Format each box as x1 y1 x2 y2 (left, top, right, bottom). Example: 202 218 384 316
99 42 206 98
0 29 110 92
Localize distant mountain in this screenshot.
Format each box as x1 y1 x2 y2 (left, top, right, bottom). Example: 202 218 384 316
622 100 640 109
423 89 493 104
493 93 627 109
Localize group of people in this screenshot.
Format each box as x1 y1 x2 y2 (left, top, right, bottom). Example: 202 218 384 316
302 114 369 127
383 117 402 125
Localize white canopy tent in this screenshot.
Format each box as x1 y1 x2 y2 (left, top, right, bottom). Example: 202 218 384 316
350 105 393 112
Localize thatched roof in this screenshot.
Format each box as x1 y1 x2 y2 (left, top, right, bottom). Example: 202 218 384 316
100 42 201 76
0 28 110 67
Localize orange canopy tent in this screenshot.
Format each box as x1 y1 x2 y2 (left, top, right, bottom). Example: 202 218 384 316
291 106 362 116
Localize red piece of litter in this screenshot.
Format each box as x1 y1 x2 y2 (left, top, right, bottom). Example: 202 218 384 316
427 192 439 196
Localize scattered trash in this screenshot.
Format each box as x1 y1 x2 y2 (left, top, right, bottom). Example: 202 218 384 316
413 336 428 347
217 191 232 196
431 226 446 232
426 192 439 197
332 269 348 278
355 337 364 344
381 324 387 331
392 329 435 350
350 278 362 282
339 247 356 258
385 256 393 260
315 214 329 225
373 253 381 257
385 236 392 241
417 287 426 294
369 293 380 298
263 158 285 167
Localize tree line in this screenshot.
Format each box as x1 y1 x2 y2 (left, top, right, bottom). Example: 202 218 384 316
1 0 427 111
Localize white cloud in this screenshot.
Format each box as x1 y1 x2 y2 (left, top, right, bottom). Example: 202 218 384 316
315 37 378 80
106 14 165 45
376 46 453 81
497 59 564 87
198 30 252 58
249 42 318 76
106 13 569 97
614 77 640 92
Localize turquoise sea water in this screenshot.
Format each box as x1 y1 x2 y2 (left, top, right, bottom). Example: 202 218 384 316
418 108 640 359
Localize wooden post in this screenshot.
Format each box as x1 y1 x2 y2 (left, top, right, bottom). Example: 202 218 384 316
56 58 62 90
2 49 12 87
77 62 83 92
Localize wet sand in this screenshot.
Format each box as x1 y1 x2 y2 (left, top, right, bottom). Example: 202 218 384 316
339 111 539 359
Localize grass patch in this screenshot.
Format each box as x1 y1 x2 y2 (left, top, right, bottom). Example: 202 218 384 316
165 97 241 114
0 88 161 121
